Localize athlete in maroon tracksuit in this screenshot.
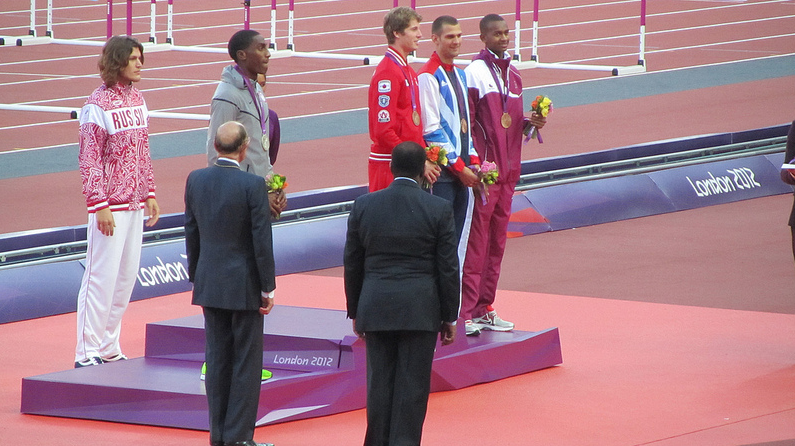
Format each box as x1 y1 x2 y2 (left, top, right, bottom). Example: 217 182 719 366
462 14 547 334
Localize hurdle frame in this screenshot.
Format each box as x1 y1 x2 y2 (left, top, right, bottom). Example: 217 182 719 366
279 0 646 73
1 0 53 45
2 0 648 73
6 0 170 48
518 0 647 75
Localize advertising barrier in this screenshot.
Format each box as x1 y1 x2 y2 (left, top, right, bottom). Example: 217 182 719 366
1 128 791 324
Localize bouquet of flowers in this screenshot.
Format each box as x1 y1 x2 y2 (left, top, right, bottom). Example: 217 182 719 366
476 161 499 204
524 95 552 144
265 173 288 193
265 173 287 220
479 161 499 185
426 144 449 167
422 145 449 192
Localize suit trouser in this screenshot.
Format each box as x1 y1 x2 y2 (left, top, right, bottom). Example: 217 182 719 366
461 181 514 321
203 307 264 445
364 330 438 446
75 209 143 362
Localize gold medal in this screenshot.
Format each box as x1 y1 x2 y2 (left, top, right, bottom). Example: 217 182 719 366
461 118 468 134
412 110 420 126
500 112 512 129
261 134 270 151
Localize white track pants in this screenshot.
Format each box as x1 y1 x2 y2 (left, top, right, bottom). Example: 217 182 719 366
75 209 144 362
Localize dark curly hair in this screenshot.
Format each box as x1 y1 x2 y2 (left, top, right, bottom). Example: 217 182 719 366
98 36 144 86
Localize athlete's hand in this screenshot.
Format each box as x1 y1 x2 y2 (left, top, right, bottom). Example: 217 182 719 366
96 208 115 237
423 160 441 184
145 198 160 227
457 166 480 188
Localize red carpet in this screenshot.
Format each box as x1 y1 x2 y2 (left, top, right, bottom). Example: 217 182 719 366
3 270 794 445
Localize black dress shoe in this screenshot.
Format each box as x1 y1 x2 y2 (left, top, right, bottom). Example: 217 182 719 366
210 441 224 446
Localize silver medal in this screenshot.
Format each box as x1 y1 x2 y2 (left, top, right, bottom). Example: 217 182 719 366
262 134 270 151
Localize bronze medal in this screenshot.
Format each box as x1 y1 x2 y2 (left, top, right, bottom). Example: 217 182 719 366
412 110 420 126
461 118 468 134
500 112 512 129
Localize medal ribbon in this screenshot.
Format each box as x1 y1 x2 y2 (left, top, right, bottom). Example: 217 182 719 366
384 49 419 119
444 67 468 129
486 57 510 116
444 67 471 164
234 65 269 138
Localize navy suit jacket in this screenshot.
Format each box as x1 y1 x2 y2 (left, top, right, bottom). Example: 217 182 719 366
344 178 460 332
185 158 276 311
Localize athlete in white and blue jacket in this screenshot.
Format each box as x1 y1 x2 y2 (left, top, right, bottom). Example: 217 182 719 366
418 16 482 265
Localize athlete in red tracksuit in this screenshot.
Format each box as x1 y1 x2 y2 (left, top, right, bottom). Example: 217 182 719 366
462 15 546 333
368 7 436 193
368 46 425 192
75 36 159 368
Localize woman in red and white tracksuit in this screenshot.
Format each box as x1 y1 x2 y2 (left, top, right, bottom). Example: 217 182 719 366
74 36 160 368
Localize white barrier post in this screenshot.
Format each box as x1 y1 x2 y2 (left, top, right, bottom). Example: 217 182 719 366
513 0 521 60
28 0 36 37
638 0 646 66
269 0 277 50
287 0 295 50
531 0 539 61
166 0 174 44
46 0 53 37
149 0 157 43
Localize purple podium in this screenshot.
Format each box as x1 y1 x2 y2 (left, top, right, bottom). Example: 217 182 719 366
21 306 562 430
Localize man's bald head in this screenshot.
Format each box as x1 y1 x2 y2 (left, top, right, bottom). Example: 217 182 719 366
390 141 426 179
214 121 249 155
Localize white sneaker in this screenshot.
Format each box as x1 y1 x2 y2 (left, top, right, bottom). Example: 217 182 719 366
465 320 481 336
472 310 514 332
102 353 128 362
74 356 103 368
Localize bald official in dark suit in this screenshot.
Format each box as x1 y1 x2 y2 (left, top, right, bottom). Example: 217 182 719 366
344 141 460 446
185 121 276 446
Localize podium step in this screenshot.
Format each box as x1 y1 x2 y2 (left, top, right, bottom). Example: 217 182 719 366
21 306 562 429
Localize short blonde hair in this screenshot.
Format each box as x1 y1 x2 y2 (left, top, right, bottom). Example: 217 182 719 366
383 7 422 45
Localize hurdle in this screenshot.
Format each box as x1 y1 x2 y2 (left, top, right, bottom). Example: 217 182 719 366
8 0 172 48
3 1 649 68
102 0 169 46
1 0 53 46
0 103 210 122
265 0 645 72
515 0 647 75
244 0 280 50
163 0 379 62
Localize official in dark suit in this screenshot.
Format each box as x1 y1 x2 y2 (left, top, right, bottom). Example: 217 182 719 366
344 141 460 446
185 121 276 446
